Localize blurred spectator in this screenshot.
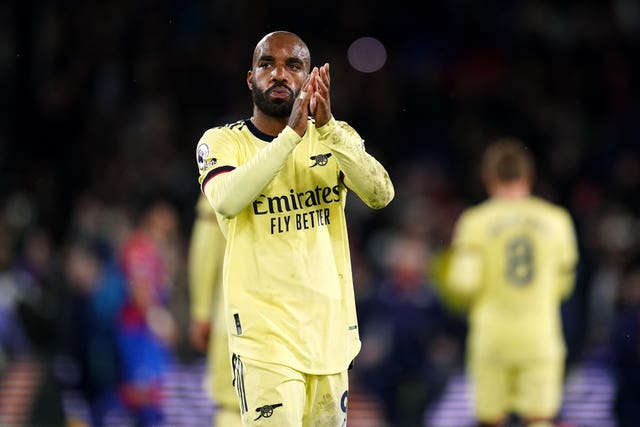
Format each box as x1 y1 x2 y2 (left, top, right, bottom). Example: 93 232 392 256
584 203 638 352
609 255 640 427
61 238 126 427
12 226 65 355
116 198 180 426
356 233 463 427
0 224 32 366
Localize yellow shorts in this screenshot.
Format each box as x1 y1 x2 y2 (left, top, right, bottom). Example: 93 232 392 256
469 355 563 423
231 354 348 427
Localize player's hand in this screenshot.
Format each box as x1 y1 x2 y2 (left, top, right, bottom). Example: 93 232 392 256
147 305 178 346
311 63 332 128
288 73 314 137
190 319 211 353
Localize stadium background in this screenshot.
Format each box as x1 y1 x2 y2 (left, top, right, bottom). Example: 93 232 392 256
1 1 639 426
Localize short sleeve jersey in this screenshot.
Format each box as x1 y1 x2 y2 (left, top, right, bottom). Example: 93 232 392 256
196 118 360 374
450 196 578 360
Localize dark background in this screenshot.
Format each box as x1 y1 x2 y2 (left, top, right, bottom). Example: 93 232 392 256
2 1 639 426
6 1 637 234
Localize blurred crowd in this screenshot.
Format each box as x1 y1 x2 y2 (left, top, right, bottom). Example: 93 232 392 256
1 1 639 426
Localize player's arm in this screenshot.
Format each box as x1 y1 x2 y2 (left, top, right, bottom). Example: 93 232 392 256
316 119 394 209
198 127 301 218
188 196 225 353
447 247 483 302
445 211 483 304
557 210 579 300
431 247 467 313
311 63 394 209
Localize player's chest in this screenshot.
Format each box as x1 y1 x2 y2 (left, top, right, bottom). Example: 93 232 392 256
244 139 337 182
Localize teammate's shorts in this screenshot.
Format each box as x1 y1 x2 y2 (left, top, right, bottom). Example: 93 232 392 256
231 354 348 426
469 354 564 423
213 405 244 427
208 330 238 409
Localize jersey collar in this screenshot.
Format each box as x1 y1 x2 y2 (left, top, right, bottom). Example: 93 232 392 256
245 118 277 142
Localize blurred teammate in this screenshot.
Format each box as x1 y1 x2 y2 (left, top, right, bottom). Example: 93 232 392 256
195 31 394 426
446 138 578 427
188 195 242 427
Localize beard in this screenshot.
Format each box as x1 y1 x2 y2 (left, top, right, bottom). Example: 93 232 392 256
251 80 295 118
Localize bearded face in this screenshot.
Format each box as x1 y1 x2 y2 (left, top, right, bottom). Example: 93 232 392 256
251 76 296 118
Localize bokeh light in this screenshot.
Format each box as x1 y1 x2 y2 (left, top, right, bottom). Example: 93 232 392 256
347 37 387 73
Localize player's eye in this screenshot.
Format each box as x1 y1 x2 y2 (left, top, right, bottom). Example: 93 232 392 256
287 61 304 71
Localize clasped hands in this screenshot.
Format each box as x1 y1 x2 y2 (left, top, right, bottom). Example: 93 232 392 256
289 63 332 136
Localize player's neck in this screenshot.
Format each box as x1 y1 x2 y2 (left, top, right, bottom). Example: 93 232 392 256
251 109 288 137
489 182 531 200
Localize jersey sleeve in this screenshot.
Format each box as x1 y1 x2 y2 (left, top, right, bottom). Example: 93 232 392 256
196 126 301 218
316 118 394 210
197 127 241 194
188 195 226 322
447 209 484 301
556 209 579 300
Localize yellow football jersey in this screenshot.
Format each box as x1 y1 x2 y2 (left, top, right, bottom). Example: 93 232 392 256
448 196 578 360
196 118 361 375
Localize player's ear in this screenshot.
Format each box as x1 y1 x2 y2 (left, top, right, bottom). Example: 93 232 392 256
247 71 253 90
482 173 496 196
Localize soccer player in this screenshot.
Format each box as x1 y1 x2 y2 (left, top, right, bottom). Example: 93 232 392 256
188 194 242 427
195 31 394 426
446 138 579 427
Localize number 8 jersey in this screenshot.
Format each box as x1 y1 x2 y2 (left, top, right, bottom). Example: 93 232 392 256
448 196 578 360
